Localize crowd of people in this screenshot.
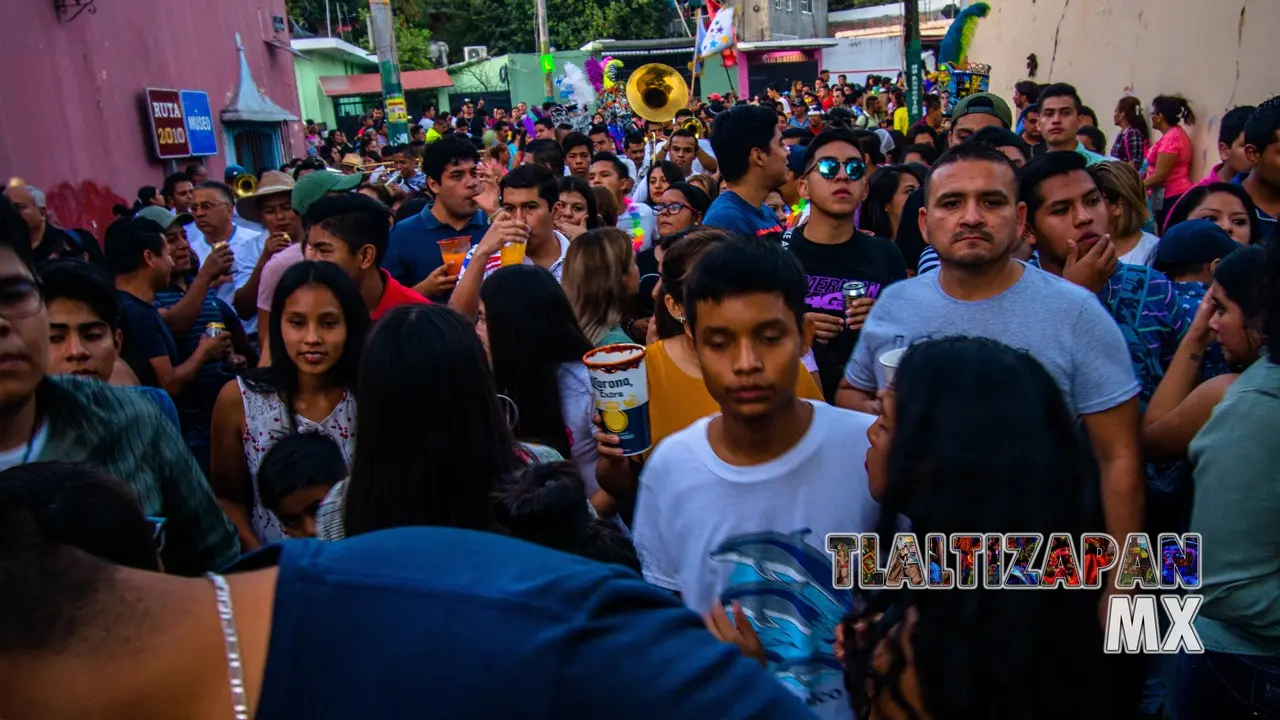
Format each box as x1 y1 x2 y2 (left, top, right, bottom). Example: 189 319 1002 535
1 69 1278 720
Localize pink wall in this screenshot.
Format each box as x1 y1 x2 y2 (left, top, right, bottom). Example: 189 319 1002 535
0 2 304 238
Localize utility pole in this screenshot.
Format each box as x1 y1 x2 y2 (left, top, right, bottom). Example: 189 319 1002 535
535 0 554 102
903 0 923 126
325 0 332 37
368 0 410 144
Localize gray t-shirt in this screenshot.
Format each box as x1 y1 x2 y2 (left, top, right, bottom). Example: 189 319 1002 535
845 263 1140 415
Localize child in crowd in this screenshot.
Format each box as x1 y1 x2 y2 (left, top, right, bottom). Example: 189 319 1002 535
257 432 348 539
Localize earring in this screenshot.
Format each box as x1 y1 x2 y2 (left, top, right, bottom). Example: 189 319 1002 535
496 394 520 430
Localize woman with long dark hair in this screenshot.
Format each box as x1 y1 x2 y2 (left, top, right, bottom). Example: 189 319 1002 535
341 304 531 538
1165 183 1262 246
210 261 368 549
844 336 1110 719
858 164 927 240
478 265 603 507
645 161 686 206
554 176 601 240
1111 96 1151 170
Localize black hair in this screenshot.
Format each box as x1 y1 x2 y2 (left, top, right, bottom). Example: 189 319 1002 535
669 128 698 145
1214 245 1269 326
422 136 480 183
624 131 646 147
646 161 687 204
801 127 865 170
1165 183 1263 246
901 143 939 166
1076 125 1108 154
0 196 32 270
591 151 630 180
242 261 368 432
102 217 165 275
500 163 559 210
1243 96 1280 154
663 182 711 216
132 186 160 212
968 126 1032 163
394 197 429 224
561 131 593 156
556 122 574 132
1014 80 1041 102
410 124 425 138
1078 105 1099 125
1152 95 1196 127
588 123 610 139
1017 150 1090 221
710 104 779 183
683 235 808 333
923 142 1018 204
525 138 565 176
257 432 347 516
302 193 393 266
859 164 928 239
183 163 206 180
160 173 192 202
556 176 601 229
843 336 1104 719
492 461 641 573
1037 83 1082 112
1219 105 1256 147
853 129 886 166
35 259 120 332
291 157 327 181
480 265 592 458
1266 235 1280 363
0 462 160 578
907 123 938 145
344 304 524 537
1113 96 1150 145
197 181 235 206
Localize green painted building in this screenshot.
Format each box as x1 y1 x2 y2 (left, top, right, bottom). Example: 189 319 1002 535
291 37 379 129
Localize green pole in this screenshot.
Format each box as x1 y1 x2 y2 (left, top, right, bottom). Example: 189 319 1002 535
369 0 410 144
903 0 923 127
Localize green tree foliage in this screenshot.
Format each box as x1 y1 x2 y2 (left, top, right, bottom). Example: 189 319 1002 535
394 18 435 70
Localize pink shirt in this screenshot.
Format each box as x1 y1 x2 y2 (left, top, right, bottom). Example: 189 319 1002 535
256 242 305 312
1145 125 1194 197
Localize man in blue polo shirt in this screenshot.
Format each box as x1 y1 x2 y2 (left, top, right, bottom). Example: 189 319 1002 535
384 137 499 300
703 105 788 241
1240 96 1280 244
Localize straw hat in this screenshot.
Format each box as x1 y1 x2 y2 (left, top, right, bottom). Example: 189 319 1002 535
339 153 363 170
235 170 295 223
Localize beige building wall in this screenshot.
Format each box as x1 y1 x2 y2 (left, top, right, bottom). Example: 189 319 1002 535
969 0 1280 180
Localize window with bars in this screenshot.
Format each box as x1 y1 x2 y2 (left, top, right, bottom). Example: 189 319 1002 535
800 0 811 12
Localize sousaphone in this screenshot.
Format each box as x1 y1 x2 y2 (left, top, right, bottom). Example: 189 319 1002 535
625 64 690 124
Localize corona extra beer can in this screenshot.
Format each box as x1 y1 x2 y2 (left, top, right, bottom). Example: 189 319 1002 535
583 343 651 456
204 322 227 339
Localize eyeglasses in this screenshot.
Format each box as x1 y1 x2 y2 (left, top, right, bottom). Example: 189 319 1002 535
0 277 43 320
654 202 691 216
809 158 867 182
192 202 229 212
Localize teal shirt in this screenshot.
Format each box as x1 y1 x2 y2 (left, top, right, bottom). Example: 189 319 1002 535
35 376 239 575
1075 141 1112 167
596 326 634 348
1188 358 1280 655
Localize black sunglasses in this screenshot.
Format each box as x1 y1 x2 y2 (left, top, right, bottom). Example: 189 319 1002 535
809 157 867 182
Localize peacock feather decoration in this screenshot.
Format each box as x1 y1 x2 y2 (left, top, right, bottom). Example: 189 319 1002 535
938 2 990 67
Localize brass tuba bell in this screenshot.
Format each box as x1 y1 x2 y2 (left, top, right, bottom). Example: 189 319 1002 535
231 173 258 199
625 63 689 124
679 117 704 138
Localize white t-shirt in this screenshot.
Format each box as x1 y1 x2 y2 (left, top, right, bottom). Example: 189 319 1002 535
616 201 657 252
1118 231 1161 267
191 223 262 332
557 363 599 497
0 422 49 472
632 401 878 720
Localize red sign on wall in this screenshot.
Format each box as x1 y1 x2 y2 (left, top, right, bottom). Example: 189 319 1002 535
145 88 191 159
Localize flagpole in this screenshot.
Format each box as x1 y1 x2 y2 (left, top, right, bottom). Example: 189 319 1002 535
691 7 703 99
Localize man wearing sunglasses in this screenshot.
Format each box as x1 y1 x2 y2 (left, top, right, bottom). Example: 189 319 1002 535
783 128 907 401
0 203 238 575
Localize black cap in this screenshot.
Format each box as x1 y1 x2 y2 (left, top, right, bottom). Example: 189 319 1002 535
1156 219 1240 265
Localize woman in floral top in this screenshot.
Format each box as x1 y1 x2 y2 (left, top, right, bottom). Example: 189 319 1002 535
1110 96 1151 170
210 262 369 550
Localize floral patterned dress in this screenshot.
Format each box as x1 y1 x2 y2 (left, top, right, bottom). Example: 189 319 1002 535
239 378 356 544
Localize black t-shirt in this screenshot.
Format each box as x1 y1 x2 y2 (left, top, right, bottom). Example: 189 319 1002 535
783 225 907 401
117 290 179 388
892 188 927 273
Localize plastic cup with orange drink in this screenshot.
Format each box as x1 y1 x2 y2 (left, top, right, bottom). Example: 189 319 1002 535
437 237 472 275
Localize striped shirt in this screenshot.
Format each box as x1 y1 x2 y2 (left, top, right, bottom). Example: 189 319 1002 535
153 284 239 443
33 375 239 574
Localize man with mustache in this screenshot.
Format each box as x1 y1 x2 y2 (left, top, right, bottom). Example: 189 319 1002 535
838 143 1147 550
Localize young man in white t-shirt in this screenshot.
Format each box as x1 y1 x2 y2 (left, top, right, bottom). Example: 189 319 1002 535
632 237 878 720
